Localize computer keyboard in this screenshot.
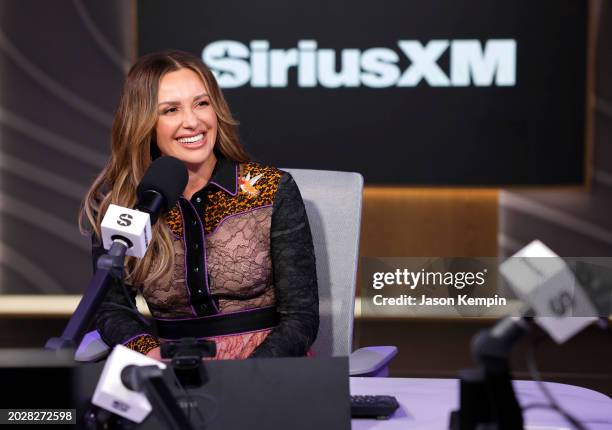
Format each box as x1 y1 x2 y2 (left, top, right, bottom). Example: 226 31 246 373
350 394 399 419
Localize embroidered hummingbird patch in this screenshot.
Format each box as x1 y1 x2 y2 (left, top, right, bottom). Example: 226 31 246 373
239 172 263 197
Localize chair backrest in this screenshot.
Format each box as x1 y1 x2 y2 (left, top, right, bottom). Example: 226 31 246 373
282 168 363 357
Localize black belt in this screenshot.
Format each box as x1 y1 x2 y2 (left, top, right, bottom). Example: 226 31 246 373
155 306 279 340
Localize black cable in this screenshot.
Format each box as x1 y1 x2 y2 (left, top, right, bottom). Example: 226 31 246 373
525 334 587 430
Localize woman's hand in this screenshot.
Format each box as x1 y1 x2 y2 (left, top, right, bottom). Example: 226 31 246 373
146 346 163 361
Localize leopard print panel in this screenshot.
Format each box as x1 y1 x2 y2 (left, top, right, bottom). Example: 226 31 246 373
165 162 282 237
165 206 182 237
124 334 160 355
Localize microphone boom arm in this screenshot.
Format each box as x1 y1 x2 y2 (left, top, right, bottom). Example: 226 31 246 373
460 316 532 430
45 240 129 351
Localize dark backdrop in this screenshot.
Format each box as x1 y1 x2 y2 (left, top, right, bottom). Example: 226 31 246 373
139 0 587 185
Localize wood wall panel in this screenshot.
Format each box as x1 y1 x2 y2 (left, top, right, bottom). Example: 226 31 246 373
360 188 499 257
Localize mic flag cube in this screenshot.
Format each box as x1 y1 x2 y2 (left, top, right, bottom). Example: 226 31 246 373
92 344 166 423
101 204 152 258
500 240 597 344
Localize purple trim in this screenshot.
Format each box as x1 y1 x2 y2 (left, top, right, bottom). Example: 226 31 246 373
177 200 198 317
122 333 152 345
154 305 276 322
209 204 273 236
209 163 239 196
167 225 181 239
184 198 219 313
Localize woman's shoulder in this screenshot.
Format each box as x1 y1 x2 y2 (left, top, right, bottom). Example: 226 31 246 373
236 161 306 212
236 161 292 197
238 161 284 179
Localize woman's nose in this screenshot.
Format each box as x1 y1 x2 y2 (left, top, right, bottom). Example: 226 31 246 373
181 109 198 128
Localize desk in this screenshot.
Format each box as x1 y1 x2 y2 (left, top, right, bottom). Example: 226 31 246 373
351 378 612 430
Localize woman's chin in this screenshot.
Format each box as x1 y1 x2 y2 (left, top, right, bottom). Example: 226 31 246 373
173 148 216 168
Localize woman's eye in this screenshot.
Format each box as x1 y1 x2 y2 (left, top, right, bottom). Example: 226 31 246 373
163 107 177 114
197 100 210 107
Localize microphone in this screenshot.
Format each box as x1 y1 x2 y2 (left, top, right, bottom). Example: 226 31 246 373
136 156 189 225
100 157 188 258
92 345 193 429
92 345 167 423
457 241 599 430
498 240 597 344
473 240 598 363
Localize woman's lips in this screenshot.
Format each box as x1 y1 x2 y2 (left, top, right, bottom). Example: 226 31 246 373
176 132 206 148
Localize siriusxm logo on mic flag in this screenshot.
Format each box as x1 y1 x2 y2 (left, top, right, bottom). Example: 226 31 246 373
116 213 133 227
202 39 516 89
101 205 152 259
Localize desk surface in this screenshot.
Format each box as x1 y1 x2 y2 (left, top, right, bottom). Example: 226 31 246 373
350 377 612 430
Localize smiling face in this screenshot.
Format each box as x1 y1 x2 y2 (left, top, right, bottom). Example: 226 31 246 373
155 68 218 172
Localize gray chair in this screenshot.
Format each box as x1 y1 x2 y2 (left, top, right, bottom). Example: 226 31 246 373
284 169 396 375
76 169 397 375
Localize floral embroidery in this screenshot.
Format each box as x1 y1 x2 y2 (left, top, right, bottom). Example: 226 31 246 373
239 172 263 197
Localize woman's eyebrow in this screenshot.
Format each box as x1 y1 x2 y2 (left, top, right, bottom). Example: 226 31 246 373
158 93 209 106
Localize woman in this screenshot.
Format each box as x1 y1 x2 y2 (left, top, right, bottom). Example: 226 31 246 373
80 50 318 360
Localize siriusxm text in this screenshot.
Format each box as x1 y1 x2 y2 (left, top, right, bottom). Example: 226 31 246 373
202 39 516 89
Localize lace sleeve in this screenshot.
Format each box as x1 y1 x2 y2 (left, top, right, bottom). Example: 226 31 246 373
249 172 319 357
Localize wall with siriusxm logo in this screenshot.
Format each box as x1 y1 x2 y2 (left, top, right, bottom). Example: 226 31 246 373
138 0 588 185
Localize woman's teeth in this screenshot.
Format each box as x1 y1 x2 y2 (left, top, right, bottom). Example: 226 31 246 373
177 133 204 144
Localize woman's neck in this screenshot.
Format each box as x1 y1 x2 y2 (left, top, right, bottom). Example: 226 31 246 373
183 154 217 200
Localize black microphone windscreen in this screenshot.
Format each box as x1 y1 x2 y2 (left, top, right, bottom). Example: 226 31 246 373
136 156 188 211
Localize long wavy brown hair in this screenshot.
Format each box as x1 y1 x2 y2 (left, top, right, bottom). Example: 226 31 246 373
80 50 249 286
